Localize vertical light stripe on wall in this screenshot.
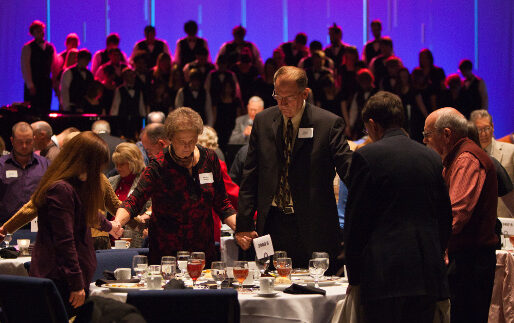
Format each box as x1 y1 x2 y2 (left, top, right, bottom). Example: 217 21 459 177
282 0 288 42
326 0 331 44
46 0 51 42
198 5 203 37
151 0 155 26
474 0 479 69
241 0 247 27
83 22 87 44
105 0 110 36
144 0 149 22
363 0 368 45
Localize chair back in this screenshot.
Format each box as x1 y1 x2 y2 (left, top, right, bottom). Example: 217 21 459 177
93 250 139 281
126 289 240 323
0 275 68 323
12 230 37 243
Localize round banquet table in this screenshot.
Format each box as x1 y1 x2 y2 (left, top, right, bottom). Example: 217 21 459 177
89 282 348 323
0 256 31 276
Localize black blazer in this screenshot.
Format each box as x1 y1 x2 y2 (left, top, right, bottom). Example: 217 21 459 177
344 128 452 302
236 103 352 257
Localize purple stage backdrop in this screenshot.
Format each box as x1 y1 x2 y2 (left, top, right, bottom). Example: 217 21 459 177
0 0 512 135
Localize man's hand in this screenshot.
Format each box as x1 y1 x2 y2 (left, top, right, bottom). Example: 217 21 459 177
235 231 258 250
109 221 123 239
244 126 253 137
0 226 6 243
444 248 449 266
69 289 86 308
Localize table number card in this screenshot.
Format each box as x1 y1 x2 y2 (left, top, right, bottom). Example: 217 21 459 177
31 217 38 232
253 234 274 259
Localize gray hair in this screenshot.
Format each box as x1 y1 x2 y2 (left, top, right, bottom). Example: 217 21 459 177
469 109 492 124
147 111 166 124
143 123 167 144
165 107 203 139
434 109 468 139
248 96 264 108
91 120 111 134
31 121 53 138
273 66 308 90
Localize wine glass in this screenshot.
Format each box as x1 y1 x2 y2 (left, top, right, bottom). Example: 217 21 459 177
161 256 176 283
276 257 292 279
233 261 249 292
176 254 190 279
187 258 204 288
309 258 329 288
191 252 206 270
255 256 270 276
273 251 287 270
4 234 12 248
311 252 330 278
132 255 148 282
177 251 190 257
211 261 227 289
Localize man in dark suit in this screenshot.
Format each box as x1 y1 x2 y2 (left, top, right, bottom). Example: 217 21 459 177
235 66 352 271
344 91 452 323
91 120 125 175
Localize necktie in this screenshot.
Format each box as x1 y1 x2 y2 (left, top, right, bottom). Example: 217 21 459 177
275 118 294 210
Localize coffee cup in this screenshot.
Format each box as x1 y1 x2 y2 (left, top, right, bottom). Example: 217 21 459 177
114 268 132 280
259 277 275 294
114 240 130 249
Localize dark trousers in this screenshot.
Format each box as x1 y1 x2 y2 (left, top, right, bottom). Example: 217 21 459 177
448 247 496 323
53 279 88 318
264 207 310 269
363 295 436 323
24 79 52 117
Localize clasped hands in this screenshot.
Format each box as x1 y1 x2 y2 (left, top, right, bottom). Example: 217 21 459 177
235 231 258 250
109 220 123 239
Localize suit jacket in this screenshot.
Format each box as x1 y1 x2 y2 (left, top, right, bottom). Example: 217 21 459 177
236 103 352 258
487 139 514 218
228 115 252 145
344 129 452 302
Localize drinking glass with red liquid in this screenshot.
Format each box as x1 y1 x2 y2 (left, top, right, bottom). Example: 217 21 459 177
187 259 204 288
191 252 206 270
233 261 249 292
276 257 292 278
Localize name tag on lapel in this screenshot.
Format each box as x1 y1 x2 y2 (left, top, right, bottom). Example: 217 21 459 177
199 172 214 184
6 170 18 178
298 128 314 138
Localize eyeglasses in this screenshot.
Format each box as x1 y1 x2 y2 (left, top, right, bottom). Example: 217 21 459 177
422 130 437 138
477 126 492 134
272 90 302 102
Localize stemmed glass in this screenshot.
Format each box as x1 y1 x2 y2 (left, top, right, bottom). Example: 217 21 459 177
311 252 330 279
273 251 287 270
187 258 204 288
161 256 176 283
276 257 292 279
176 251 190 279
211 261 227 290
255 256 270 276
233 261 249 292
132 255 148 282
191 252 206 270
3 234 12 248
309 258 329 288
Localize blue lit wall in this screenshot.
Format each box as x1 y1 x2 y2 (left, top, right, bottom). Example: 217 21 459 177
0 0 512 135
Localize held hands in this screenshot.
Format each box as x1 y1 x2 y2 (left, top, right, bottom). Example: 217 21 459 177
0 226 5 243
69 289 86 308
109 221 123 239
235 231 258 250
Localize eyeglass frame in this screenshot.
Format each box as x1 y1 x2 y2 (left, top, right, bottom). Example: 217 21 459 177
272 90 304 102
422 129 439 138
477 126 492 134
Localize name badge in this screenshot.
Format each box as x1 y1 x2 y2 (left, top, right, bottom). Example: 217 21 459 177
6 170 18 178
199 172 214 184
298 128 314 138
253 234 275 259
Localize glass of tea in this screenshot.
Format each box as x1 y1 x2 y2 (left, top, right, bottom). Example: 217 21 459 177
233 261 249 292
187 258 204 288
191 252 206 270
276 257 292 279
273 251 287 271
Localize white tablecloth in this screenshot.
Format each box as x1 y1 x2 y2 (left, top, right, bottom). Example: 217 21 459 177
0 256 31 276
90 282 348 323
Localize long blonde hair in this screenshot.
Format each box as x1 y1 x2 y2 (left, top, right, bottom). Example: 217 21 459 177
32 131 109 227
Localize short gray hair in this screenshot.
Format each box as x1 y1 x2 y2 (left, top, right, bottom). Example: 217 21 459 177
31 121 53 138
165 107 203 139
147 111 166 124
469 109 492 124
434 109 468 139
91 120 111 134
248 96 264 108
143 123 166 144
273 66 308 90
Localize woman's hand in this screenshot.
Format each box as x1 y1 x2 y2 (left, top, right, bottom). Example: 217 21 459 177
69 289 86 308
109 221 123 239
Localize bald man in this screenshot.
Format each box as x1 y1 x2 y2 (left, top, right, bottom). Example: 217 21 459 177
423 107 497 323
31 121 60 161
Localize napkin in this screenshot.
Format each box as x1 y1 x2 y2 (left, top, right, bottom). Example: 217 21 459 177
102 270 116 280
283 283 326 295
163 279 190 290
95 278 140 287
0 247 19 259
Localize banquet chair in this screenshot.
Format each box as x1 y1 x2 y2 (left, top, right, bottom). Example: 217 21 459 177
93 250 139 281
12 230 37 243
0 275 68 323
126 289 240 323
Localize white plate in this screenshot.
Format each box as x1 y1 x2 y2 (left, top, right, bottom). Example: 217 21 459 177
257 291 279 297
104 283 145 292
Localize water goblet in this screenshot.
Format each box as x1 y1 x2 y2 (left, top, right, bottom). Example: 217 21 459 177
211 261 227 289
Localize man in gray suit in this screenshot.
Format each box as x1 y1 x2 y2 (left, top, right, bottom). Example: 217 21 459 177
228 96 264 145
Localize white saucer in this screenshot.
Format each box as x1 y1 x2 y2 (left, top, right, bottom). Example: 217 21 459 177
257 291 278 297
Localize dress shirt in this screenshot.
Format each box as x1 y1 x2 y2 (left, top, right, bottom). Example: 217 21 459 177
0 152 50 224
443 152 486 234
